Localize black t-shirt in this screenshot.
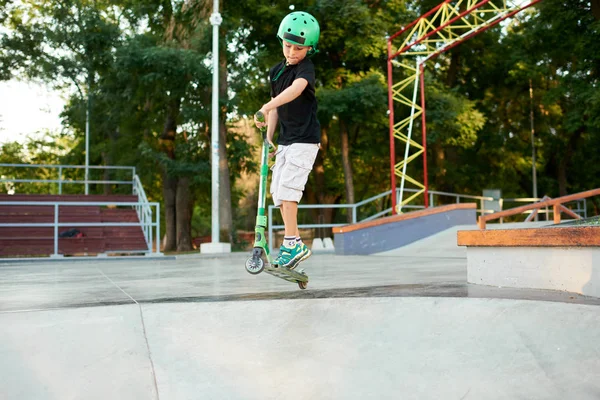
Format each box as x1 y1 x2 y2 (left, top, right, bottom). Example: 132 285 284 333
269 58 321 145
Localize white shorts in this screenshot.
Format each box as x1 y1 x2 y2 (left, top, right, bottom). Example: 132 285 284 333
270 143 319 207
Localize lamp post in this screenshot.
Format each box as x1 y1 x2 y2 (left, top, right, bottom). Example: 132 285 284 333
529 81 538 195
85 91 90 195
530 79 538 221
201 0 231 254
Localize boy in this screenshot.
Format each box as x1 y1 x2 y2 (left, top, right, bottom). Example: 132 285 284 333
254 11 321 270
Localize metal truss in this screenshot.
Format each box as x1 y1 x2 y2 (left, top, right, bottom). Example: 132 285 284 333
387 0 542 214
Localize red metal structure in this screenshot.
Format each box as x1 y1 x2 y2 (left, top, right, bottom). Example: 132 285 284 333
387 0 543 214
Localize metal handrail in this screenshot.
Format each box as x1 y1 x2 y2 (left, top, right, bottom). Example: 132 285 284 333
267 188 482 248
0 164 159 254
0 163 136 171
132 175 154 248
267 188 595 248
5 179 132 185
477 189 599 229
500 197 587 222
0 200 161 257
0 164 136 195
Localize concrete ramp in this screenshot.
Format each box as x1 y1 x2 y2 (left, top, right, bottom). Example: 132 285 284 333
0 305 158 399
376 221 554 258
333 203 477 255
2 298 600 399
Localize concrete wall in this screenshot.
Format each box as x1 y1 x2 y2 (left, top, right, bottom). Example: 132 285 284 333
467 247 600 298
335 208 476 256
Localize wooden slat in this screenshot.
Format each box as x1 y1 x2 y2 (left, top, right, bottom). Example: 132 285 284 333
333 203 476 234
101 209 139 222
0 238 107 256
457 226 600 247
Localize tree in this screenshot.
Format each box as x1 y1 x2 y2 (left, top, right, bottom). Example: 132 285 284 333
229 0 412 226
0 131 75 194
0 0 125 191
456 0 600 199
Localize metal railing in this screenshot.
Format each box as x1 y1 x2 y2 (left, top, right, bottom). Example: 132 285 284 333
0 164 161 257
0 201 161 257
267 188 429 249
498 197 587 222
267 188 590 248
132 175 155 249
423 190 587 221
477 189 598 229
0 163 136 194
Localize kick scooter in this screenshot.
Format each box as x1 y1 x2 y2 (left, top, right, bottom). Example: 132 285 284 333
244 111 309 290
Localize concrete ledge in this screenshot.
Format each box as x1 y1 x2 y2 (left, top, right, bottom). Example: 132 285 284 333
467 247 600 298
459 226 600 298
333 203 477 255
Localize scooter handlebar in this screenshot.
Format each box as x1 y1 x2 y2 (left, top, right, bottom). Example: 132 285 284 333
255 111 265 123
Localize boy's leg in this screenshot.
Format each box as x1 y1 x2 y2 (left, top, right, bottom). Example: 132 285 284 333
273 200 304 269
279 203 311 262
272 143 318 268
281 201 298 236
278 206 300 237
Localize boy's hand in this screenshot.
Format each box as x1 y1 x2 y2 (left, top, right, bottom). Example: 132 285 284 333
268 140 276 158
254 106 269 129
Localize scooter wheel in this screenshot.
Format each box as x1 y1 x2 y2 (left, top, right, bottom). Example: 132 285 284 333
298 281 308 290
245 257 264 275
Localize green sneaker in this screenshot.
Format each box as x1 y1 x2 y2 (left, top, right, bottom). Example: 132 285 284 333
299 242 312 262
274 244 303 269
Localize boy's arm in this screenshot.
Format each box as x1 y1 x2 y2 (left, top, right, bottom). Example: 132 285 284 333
260 78 308 115
266 101 278 146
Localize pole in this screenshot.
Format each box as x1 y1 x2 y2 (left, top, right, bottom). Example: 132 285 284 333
210 1 222 243
387 38 397 214
54 204 59 256
420 63 429 208
85 92 90 195
156 203 161 255
529 79 538 220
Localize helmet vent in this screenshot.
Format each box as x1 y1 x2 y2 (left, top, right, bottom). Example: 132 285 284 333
288 28 291 32
304 20 307 24
301 32 305 36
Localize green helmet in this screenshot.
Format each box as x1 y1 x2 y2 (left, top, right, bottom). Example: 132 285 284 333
277 11 320 56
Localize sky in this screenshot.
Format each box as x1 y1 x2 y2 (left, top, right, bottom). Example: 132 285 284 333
0 80 65 144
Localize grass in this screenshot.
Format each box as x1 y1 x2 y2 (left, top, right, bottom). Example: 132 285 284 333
559 215 600 226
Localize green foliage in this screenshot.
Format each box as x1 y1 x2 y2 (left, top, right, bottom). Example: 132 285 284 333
424 79 486 149
317 70 391 200
3 0 600 241
0 131 76 194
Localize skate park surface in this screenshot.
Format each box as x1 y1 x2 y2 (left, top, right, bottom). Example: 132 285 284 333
1 222 600 399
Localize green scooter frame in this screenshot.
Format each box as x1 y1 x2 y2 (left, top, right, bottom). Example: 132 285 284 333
244 111 309 290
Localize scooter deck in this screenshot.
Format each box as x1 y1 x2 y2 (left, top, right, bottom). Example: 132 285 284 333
264 263 308 284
